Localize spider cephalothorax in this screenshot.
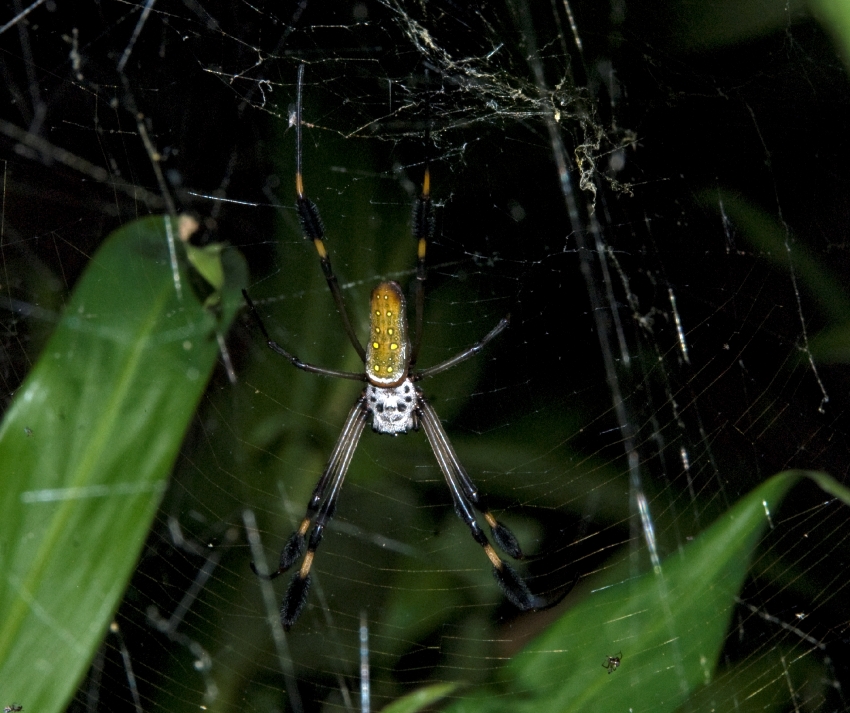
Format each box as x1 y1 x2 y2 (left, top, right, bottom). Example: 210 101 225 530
243 64 562 630
365 379 419 434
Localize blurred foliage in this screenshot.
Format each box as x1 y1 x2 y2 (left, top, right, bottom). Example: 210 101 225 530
710 192 850 365
0 216 246 713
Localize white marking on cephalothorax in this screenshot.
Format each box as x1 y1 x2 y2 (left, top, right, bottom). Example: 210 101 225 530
366 378 417 435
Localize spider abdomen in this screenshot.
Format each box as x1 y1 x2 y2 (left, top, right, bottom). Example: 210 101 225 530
366 379 418 434
366 281 410 388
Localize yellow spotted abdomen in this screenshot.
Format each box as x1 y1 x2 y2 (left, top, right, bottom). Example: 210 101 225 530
366 281 410 387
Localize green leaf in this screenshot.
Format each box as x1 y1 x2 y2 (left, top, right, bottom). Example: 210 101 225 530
811 0 850 68
380 682 460 713
442 469 846 713
680 645 828 713
0 216 247 713
185 240 226 293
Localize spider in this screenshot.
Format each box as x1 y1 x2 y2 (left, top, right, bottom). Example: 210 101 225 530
603 652 622 674
243 65 554 630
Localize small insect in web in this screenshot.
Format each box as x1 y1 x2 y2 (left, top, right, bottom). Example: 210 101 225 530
243 65 561 630
4 704 23 712
603 652 622 674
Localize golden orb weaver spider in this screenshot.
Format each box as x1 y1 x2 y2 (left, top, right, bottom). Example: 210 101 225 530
243 65 556 630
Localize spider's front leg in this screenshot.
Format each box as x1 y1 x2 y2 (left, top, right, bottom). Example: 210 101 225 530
416 397 551 611
251 396 369 630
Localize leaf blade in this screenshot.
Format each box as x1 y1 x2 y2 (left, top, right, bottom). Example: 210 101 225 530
0 216 246 713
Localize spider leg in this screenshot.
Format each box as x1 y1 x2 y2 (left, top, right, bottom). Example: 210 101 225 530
242 289 366 381
274 395 368 630
413 315 510 381
294 64 366 363
417 397 545 611
250 396 367 581
418 397 524 557
409 164 434 367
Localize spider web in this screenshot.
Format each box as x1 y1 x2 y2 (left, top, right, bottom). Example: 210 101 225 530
2 0 850 711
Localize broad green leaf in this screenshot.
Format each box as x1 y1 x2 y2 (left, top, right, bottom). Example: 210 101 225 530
442 469 847 713
811 0 850 68
679 645 827 713
0 216 246 713
380 682 460 713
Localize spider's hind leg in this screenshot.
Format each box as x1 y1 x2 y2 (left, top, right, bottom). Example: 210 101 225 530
409 164 434 368
292 63 366 363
